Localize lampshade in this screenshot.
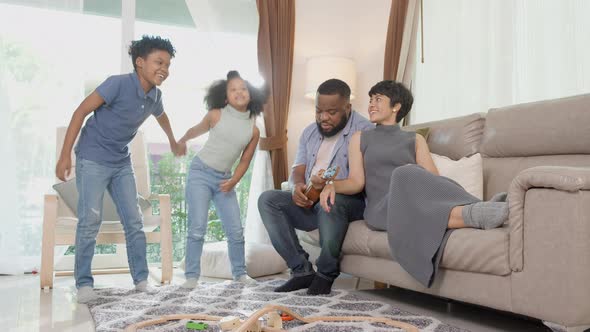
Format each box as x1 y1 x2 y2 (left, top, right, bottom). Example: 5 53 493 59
304 56 357 100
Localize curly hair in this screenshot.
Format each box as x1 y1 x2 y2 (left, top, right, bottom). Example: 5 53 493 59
368 80 413 123
128 35 176 71
203 70 267 118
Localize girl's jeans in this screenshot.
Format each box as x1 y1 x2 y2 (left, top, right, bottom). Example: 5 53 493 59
184 156 246 279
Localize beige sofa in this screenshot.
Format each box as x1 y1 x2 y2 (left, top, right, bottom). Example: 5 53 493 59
300 94 590 331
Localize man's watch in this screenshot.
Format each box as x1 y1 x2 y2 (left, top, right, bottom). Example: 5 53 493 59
326 180 334 185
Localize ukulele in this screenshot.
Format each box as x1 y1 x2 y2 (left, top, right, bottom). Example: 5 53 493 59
303 165 340 207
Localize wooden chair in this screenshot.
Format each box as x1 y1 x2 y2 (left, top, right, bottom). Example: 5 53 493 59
40 127 172 289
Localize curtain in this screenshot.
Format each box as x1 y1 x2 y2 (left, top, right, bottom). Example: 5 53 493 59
383 0 409 81
383 0 421 126
412 0 590 124
256 0 295 189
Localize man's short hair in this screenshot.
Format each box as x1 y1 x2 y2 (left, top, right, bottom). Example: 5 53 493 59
317 79 351 100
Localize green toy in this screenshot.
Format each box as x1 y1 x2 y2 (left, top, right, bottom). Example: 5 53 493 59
186 320 208 330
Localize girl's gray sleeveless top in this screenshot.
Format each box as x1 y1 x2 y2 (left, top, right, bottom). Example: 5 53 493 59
197 104 255 172
360 124 416 230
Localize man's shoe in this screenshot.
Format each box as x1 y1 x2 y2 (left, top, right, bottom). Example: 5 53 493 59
274 274 315 292
306 275 334 295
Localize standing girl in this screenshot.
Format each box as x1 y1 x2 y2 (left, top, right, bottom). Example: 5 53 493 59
178 71 265 287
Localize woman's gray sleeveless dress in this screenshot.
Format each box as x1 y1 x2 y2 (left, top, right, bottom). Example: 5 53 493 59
361 124 479 287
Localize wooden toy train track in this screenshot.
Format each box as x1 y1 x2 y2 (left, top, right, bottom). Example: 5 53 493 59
124 304 420 331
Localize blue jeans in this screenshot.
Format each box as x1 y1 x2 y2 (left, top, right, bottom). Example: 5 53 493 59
74 157 148 288
258 190 365 281
184 157 246 279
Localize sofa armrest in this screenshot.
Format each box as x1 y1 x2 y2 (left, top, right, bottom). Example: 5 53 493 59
508 166 590 271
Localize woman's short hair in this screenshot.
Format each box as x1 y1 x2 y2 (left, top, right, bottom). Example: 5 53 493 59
368 80 413 123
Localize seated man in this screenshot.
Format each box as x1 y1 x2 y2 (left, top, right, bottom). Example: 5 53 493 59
258 79 373 295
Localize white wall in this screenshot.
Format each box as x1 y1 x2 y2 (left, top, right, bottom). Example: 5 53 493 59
287 0 391 167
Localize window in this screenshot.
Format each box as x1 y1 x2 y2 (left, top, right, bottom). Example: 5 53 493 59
0 0 260 270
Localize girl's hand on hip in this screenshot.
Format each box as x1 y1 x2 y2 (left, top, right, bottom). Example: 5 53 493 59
219 178 237 192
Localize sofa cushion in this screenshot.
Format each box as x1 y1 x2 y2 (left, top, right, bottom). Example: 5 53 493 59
303 220 511 276
403 126 431 140
405 113 486 160
53 178 151 221
415 127 431 140
198 241 287 278
431 152 483 199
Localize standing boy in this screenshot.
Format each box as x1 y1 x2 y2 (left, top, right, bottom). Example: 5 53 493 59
55 35 180 303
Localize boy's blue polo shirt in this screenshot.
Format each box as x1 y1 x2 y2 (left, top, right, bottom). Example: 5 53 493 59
75 73 164 167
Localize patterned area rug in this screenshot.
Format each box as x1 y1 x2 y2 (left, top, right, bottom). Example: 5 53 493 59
86 278 469 331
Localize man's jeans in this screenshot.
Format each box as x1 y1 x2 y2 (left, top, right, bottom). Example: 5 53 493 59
75 158 148 289
258 190 365 281
184 157 246 279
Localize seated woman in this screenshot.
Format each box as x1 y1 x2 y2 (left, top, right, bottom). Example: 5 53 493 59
319 80 508 287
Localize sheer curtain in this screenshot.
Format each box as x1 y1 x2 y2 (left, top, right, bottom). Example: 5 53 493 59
512 1 590 103
0 70 23 274
412 0 590 124
0 3 117 274
244 116 274 245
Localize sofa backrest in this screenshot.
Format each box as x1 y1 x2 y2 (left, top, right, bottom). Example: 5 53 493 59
480 93 590 199
408 93 590 200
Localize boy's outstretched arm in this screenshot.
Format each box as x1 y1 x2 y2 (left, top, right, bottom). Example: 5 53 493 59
156 112 181 156
219 126 260 192
56 92 105 181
